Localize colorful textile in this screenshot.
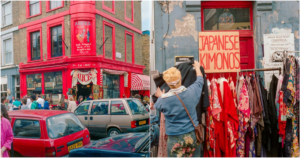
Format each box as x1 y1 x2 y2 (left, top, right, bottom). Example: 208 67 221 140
291 115 300 157
278 91 287 147
158 113 168 157
211 79 222 121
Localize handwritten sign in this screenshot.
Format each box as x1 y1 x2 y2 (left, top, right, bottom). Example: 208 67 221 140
199 32 240 73
74 20 92 55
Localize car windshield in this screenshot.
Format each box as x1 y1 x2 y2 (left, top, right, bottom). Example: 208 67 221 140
126 99 148 115
46 113 85 139
134 133 149 152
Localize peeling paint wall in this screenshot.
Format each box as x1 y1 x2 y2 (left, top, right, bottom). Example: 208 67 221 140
155 1 299 74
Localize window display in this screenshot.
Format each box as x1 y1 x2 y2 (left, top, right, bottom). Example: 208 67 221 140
103 73 120 99
44 71 63 104
27 73 42 96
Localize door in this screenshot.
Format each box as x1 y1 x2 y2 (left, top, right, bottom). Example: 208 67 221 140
240 37 254 69
74 102 91 128
88 101 111 136
12 118 46 157
109 100 130 133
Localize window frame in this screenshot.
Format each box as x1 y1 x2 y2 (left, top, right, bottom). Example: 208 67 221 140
47 17 65 60
124 1 134 24
102 21 115 60
13 119 42 139
124 30 135 64
1 32 13 66
26 0 42 19
1 84 8 97
1 1 12 28
46 0 64 12
102 0 115 14
27 24 43 63
50 25 63 58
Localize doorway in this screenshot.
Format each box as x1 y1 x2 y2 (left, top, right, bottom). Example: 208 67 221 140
77 83 93 100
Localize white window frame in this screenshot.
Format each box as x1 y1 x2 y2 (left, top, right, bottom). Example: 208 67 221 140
1 0 12 28
1 32 14 66
29 0 40 16
1 84 8 97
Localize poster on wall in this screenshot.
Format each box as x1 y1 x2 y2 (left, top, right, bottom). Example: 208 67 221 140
93 85 99 100
74 20 92 55
198 32 240 73
175 56 194 66
263 33 294 90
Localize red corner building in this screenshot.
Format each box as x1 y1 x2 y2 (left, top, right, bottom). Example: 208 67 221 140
17 1 149 103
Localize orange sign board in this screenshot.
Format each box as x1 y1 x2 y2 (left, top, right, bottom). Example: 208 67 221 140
199 32 240 73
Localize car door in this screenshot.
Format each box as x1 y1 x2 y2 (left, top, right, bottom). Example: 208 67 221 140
12 118 46 157
74 102 92 129
109 100 131 132
88 101 111 136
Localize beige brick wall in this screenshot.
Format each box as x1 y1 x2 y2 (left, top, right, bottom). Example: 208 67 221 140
142 34 150 75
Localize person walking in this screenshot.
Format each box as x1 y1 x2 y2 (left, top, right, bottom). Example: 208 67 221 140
77 95 83 106
43 97 50 110
12 98 21 110
1 104 13 157
1 97 8 111
9 96 15 104
20 98 29 110
67 96 77 113
36 96 45 109
150 60 203 157
30 95 39 110
26 97 32 109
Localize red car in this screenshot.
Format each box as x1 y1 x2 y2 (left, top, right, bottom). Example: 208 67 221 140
8 110 90 157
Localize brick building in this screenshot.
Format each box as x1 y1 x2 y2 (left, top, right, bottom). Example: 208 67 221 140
1 1 150 103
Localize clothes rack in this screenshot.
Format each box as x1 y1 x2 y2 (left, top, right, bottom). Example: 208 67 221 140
240 67 282 74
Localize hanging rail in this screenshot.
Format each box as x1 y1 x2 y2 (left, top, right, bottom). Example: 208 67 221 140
240 67 281 74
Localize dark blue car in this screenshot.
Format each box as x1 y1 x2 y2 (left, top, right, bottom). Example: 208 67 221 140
69 133 149 157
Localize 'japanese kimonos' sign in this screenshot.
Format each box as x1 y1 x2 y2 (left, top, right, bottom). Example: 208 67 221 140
74 20 92 55
199 32 240 73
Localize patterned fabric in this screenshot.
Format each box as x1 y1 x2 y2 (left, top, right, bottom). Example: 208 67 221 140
249 126 257 157
278 91 287 146
205 79 215 151
211 79 222 121
168 130 201 157
161 86 187 98
227 121 236 149
291 115 300 157
158 113 168 157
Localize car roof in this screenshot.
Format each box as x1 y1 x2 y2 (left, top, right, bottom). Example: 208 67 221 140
83 98 138 102
8 110 71 120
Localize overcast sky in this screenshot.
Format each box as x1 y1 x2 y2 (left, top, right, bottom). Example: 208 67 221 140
141 1 151 31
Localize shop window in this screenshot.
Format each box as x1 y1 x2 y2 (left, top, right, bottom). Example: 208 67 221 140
3 38 13 65
125 31 134 63
111 100 127 115
102 1 115 14
203 8 250 30
103 73 120 99
1 84 7 98
124 1 134 23
30 31 41 60
26 74 42 97
103 21 115 59
15 76 20 99
44 71 63 104
26 0 41 18
2 1 12 27
51 25 63 57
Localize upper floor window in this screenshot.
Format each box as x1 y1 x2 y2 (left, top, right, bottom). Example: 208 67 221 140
51 25 62 57
29 0 40 16
50 1 62 10
3 38 13 65
31 31 41 60
124 1 134 23
102 1 115 14
2 1 12 27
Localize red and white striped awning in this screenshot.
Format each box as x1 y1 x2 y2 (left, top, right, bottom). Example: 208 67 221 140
131 73 150 90
103 69 127 75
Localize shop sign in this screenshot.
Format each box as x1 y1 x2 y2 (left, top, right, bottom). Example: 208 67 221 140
199 31 240 73
74 20 92 55
71 63 97 68
71 69 98 87
175 56 194 66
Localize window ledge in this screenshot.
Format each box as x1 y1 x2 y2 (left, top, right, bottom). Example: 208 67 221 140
47 56 64 60
27 59 43 63
27 13 42 19
1 23 13 29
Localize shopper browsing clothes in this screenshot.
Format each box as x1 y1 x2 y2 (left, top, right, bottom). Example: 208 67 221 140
1 104 13 157
150 60 203 157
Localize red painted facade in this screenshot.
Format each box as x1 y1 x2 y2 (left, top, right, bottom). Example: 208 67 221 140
19 1 145 101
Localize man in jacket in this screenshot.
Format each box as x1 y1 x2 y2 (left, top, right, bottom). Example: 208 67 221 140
30 95 39 109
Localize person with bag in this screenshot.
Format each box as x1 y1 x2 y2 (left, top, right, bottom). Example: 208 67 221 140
150 60 204 157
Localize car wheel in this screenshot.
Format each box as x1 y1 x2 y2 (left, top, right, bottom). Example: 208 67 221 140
108 128 121 137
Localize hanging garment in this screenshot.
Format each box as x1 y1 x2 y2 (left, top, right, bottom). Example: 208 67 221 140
276 75 284 117
251 76 263 128
157 113 167 157
278 91 287 147
230 80 238 108
295 58 300 140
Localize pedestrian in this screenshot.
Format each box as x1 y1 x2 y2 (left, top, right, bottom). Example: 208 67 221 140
30 95 39 110
67 96 77 113
26 97 32 109
77 95 83 105
5 99 12 111
87 94 93 100
44 97 50 110
150 60 203 157
1 104 13 157
9 96 15 104
12 98 21 110
1 97 8 111
37 95 45 109
20 98 29 110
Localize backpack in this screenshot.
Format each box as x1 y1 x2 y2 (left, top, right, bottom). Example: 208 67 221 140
38 103 42 109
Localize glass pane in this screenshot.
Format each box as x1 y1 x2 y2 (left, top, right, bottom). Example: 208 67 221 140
91 101 109 115
3 84 7 91
46 113 85 139
27 74 42 96
126 34 132 63
104 25 113 59
4 2 11 15
204 8 250 30
103 73 120 99
127 99 148 115
50 1 61 9
13 119 41 138
111 101 127 115
4 39 11 52
74 102 90 115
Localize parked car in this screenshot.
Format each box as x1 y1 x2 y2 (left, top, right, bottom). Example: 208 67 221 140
74 98 149 137
8 110 90 157
69 132 149 157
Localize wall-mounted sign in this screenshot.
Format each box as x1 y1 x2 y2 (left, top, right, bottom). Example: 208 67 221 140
175 56 194 66
71 69 98 87
116 52 122 58
74 20 92 55
199 31 240 73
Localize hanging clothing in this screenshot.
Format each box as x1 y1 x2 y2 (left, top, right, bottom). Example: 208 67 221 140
157 113 167 157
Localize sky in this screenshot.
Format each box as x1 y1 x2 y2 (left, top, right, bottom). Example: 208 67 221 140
141 1 151 31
